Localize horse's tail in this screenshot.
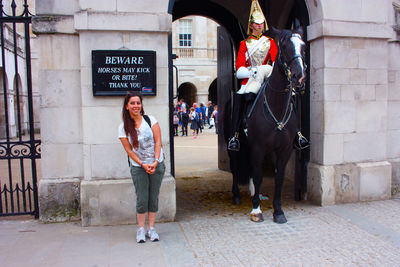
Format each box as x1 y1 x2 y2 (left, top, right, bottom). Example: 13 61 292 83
222 97 252 185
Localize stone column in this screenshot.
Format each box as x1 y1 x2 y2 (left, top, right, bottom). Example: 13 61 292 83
387 2 400 196
33 1 82 222
305 0 394 205
34 0 176 225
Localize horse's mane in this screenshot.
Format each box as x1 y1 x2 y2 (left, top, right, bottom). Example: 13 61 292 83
266 28 298 48
279 29 293 40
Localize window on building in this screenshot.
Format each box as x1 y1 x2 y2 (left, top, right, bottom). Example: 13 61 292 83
179 19 192 47
394 2 400 40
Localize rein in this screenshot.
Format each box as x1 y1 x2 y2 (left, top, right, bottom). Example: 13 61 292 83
263 86 293 131
247 77 293 131
262 55 295 131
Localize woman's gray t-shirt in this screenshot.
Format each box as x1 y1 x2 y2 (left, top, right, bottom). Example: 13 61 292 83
118 115 164 167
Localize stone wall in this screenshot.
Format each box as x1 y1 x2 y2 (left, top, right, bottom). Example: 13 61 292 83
306 0 399 204
388 1 400 194
34 0 176 224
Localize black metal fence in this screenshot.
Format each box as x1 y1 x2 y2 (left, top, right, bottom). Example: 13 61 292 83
0 0 40 218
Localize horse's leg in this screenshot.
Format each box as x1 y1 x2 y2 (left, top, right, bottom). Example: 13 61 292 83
250 157 264 222
232 170 241 205
273 149 292 224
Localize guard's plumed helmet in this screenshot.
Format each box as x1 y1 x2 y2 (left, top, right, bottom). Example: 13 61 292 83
247 0 268 35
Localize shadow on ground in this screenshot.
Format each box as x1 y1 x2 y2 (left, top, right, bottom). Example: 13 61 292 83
175 170 296 221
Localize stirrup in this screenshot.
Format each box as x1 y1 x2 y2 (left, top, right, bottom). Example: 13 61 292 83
294 131 310 150
228 136 240 151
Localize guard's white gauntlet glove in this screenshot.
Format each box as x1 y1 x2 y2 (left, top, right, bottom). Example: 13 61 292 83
236 66 258 79
249 67 258 79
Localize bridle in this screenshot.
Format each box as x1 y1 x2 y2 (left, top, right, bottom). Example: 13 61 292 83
276 33 307 93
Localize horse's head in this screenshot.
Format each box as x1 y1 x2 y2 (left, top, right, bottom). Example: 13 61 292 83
269 27 307 89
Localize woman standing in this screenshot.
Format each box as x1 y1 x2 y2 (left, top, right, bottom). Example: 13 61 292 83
189 107 199 139
118 92 165 243
180 107 189 136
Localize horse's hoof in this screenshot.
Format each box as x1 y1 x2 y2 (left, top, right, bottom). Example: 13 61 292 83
273 213 287 224
232 197 242 205
250 213 264 222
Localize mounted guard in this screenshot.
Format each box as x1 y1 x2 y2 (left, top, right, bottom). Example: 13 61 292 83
227 0 310 151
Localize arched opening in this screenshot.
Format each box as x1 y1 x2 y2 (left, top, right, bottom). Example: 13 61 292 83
208 78 217 104
0 69 9 139
13 74 26 136
169 0 311 218
177 82 197 107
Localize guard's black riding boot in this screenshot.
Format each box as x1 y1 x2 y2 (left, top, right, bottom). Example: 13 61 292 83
242 93 256 134
228 94 244 151
294 131 311 150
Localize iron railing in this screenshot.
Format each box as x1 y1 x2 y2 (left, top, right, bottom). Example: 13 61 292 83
173 47 217 59
0 0 39 218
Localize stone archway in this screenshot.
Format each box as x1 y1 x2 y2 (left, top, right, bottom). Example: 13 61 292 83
0 70 9 139
208 78 217 104
13 74 26 136
178 82 197 107
169 0 312 200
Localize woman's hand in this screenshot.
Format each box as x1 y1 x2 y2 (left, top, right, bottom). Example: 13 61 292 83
141 163 152 174
147 161 158 174
142 161 158 174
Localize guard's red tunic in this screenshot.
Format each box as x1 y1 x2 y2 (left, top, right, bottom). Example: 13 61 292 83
235 35 278 86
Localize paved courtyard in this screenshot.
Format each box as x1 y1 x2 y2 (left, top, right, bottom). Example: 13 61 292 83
1 129 400 266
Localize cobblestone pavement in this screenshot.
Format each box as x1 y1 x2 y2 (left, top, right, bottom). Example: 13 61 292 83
174 130 400 266
176 171 400 266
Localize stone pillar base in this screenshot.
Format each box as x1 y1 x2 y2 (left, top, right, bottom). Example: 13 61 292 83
390 159 400 193
80 176 176 226
39 178 81 223
307 161 392 205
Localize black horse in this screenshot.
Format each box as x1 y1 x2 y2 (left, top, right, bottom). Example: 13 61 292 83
226 27 307 223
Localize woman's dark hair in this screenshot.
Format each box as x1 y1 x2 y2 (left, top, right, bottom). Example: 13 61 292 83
122 91 145 149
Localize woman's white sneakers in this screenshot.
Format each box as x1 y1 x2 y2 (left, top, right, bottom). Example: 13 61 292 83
136 227 146 243
136 227 159 243
146 227 160 242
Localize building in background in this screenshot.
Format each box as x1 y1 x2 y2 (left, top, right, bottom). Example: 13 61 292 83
0 0 39 139
172 16 218 107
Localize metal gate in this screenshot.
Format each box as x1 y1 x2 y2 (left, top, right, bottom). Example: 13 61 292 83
0 0 39 218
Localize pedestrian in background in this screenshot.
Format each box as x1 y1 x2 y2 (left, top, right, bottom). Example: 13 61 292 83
200 102 207 127
179 98 188 114
189 107 199 139
118 92 165 243
211 105 219 134
193 103 203 133
173 111 179 136
180 107 189 136
206 101 214 127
